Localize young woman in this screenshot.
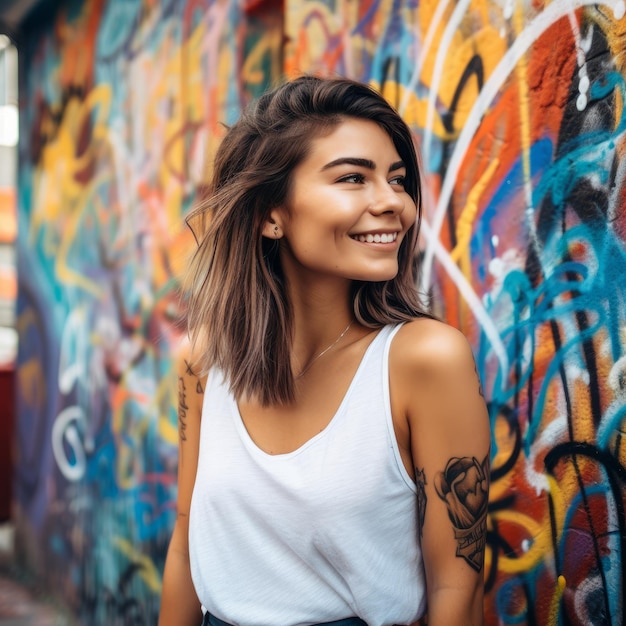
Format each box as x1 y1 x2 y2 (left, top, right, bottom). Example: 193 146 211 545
159 75 490 626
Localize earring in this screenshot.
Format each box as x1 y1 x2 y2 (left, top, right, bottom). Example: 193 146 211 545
274 225 280 237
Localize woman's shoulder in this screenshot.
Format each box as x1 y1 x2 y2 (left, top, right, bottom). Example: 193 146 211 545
392 318 475 375
391 319 487 432
389 318 476 391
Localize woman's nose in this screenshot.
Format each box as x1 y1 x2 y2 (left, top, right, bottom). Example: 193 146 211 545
368 181 405 215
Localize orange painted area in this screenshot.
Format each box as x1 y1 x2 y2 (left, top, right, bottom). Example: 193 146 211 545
526 19 578 134
0 188 16 243
55 0 106 89
0 267 16 301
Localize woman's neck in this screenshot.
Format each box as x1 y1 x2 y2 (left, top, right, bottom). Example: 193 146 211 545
286 277 355 374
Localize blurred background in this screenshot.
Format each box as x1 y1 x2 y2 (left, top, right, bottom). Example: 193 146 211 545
0 0 625 625
0 22 17 522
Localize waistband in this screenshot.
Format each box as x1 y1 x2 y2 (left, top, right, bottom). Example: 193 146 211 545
202 613 367 626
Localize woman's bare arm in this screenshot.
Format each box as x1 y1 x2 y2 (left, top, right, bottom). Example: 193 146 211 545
393 320 490 626
159 342 205 626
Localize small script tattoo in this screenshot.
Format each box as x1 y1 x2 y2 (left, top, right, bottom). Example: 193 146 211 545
178 367 190 443
415 467 427 539
434 454 489 572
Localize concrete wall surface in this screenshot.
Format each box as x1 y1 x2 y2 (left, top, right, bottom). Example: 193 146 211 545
13 0 626 625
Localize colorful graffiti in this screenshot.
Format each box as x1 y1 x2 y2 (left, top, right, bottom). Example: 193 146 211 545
15 0 282 622
14 0 626 624
286 0 626 624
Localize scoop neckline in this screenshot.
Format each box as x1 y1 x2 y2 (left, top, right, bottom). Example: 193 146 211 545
231 325 391 460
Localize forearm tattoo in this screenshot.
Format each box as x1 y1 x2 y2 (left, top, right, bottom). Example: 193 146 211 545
415 468 427 539
435 454 489 572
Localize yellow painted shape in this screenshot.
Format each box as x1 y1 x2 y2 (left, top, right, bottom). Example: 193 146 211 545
512 0 532 197
114 537 163 593
546 574 568 626
241 25 283 89
30 84 113 294
54 171 112 297
448 157 499 326
451 157 500 266
415 1 508 139
545 475 567 545
490 509 553 573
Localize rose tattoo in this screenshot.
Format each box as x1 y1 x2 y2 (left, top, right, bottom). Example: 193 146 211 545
435 455 489 572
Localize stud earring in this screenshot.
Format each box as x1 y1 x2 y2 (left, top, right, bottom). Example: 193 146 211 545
274 225 280 237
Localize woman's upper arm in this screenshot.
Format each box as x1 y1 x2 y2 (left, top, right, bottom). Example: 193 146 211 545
392 320 490 625
175 340 205 525
158 342 205 625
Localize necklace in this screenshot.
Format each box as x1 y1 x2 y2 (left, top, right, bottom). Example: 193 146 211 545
295 320 354 379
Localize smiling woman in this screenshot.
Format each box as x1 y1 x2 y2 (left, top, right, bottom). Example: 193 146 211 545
159 76 491 626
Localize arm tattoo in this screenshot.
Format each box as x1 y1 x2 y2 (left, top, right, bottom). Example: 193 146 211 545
185 359 195 376
415 468 427 539
178 373 189 443
434 454 489 572
184 358 205 395
179 359 204 448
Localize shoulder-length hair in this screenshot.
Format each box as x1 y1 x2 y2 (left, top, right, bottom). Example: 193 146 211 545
184 75 433 406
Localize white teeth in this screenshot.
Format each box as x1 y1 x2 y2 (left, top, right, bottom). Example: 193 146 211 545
355 232 397 243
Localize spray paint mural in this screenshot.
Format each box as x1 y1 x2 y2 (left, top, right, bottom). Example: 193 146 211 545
14 0 625 624
286 0 626 624
15 0 282 623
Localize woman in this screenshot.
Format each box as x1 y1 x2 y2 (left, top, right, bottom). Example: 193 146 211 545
159 75 490 626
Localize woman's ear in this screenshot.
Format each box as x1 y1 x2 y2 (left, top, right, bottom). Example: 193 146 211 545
262 214 283 240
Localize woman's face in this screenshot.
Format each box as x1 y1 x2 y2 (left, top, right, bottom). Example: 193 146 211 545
271 117 416 285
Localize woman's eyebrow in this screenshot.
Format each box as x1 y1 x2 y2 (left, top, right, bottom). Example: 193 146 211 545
320 157 405 172
321 157 375 171
389 160 405 172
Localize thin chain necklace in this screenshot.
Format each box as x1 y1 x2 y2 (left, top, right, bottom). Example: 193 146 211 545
295 320 354 379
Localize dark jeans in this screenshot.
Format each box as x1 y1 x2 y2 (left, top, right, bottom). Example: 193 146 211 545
202 613 367 626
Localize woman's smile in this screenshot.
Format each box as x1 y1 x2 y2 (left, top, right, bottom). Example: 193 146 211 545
350 231 400 244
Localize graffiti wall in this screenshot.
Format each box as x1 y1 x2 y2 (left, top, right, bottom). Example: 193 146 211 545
286 0 626 624
14 0 625 624
15 0 282 622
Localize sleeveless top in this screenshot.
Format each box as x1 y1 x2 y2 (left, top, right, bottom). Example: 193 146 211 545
189 324 427 626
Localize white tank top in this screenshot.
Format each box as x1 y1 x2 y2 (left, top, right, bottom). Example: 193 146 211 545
189 324 426 626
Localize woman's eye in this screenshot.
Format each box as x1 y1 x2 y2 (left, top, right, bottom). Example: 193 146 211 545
338 173 365 184
389 176 406 187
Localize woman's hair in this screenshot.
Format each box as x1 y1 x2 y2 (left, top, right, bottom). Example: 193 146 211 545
184 75 433 405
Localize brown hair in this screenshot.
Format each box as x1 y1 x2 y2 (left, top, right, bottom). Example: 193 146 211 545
184 75 433 405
